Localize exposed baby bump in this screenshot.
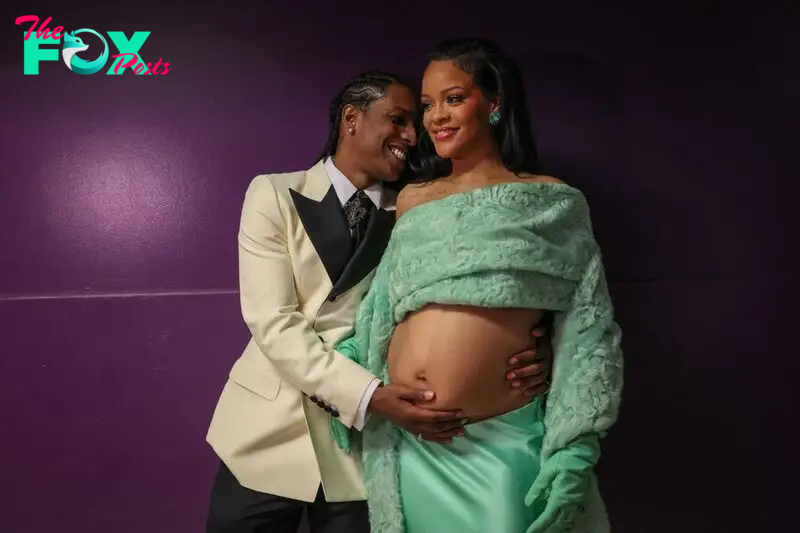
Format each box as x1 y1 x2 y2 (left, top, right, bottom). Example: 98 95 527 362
387 305 544 416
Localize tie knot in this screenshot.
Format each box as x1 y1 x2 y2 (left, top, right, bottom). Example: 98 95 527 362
343 191 371 229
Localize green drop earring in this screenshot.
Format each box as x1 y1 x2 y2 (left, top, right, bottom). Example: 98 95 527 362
488 110 501 125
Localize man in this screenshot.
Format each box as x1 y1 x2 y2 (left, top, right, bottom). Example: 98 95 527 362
205 71 551 533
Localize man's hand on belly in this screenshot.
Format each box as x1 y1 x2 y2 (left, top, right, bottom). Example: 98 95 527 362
368 384 466 444
505 324 552 397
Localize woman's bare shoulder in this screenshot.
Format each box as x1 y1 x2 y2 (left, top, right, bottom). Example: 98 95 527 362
396 181 447 218
518 173 566 185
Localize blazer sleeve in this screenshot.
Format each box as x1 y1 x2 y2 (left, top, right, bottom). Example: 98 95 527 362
237 175 378 428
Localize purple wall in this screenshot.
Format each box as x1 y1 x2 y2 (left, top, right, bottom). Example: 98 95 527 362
1 2 796 532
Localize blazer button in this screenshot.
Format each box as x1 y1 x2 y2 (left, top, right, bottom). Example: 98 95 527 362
310 395 319 403
330 409 340 418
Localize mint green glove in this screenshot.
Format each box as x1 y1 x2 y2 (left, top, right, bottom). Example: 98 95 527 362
525 434 601 533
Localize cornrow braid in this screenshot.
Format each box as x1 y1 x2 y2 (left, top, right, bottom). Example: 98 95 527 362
318 70 408 160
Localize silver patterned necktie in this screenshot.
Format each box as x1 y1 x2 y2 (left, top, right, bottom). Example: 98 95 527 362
343 190 372 250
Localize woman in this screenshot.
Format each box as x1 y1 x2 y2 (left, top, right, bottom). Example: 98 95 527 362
331 38 623 533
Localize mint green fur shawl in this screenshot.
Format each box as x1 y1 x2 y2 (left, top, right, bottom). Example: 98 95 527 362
332 182 624 533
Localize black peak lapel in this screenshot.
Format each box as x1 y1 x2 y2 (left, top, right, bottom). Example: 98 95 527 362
290 186 351 286
329 208 395 300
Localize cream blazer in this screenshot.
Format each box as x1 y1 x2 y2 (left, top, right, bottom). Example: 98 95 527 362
206 160 396 502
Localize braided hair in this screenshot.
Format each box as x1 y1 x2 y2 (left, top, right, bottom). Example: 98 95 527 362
318 70 409 160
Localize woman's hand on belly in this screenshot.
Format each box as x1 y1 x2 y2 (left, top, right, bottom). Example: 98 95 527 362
421 350 534 419
389 306 552 421
506 325 552 396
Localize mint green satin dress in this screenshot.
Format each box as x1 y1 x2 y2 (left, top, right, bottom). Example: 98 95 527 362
398 397 547 533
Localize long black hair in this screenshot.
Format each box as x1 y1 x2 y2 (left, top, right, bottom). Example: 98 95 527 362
318 70 409 161
409 38 539 181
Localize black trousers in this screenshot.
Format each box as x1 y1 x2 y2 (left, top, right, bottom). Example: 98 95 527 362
206 462 370 533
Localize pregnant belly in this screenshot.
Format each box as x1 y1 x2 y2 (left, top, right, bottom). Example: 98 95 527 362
387 304 545 421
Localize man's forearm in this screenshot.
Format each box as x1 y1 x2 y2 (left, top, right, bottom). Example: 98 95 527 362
352 377 382 430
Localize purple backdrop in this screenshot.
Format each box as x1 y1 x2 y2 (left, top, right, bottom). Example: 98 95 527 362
0 1 796 532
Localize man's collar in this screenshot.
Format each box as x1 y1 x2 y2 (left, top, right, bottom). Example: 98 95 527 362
324 156 384 208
